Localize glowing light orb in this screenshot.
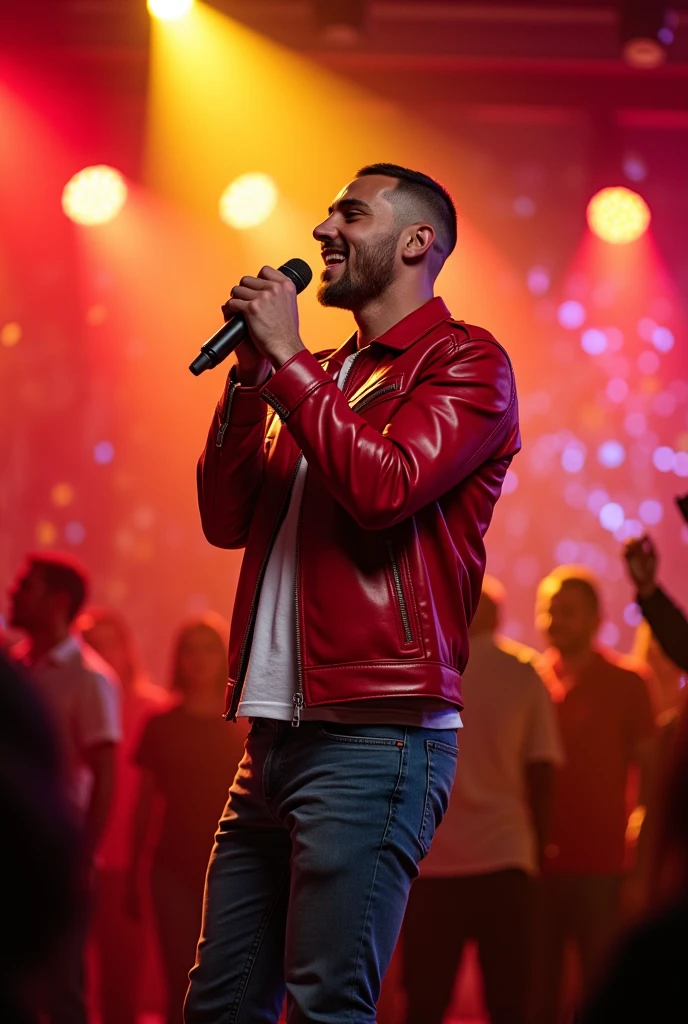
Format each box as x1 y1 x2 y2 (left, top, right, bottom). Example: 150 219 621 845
597 440 625 469
557 301 586 330
581 328 607 355
147 0 194 20
586 187 651 245
62 166 127 225
599 502 625 532
1 322 21 347
219 173 278 230
638 499 663 526
51 483 75 507
94 441 115 465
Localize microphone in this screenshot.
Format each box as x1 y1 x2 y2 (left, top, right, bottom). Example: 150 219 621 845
189 258 313 376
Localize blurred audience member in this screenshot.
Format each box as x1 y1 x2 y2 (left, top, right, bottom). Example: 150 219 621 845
0 650 79 1024
7 553 121 1024
78 608 168 1024
624 534 688 673
533 565 655 1024
126 613 247 1024
402 577 563 1024
578 702 688 1023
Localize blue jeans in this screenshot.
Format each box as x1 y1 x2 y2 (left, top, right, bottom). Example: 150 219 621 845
184 719 458 1024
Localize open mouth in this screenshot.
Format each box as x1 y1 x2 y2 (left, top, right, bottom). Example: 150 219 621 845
321 247 348 272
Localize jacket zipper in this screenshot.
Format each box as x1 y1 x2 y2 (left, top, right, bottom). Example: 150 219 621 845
352 381 399 413
215 377 237 448
387 539 414 645
291 465 308 726
226 454 304 720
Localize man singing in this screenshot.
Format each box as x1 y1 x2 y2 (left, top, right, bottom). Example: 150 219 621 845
186 163 520 1024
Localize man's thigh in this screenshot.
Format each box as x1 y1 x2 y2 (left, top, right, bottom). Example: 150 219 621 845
184 722 292 1024
281 723 458 1024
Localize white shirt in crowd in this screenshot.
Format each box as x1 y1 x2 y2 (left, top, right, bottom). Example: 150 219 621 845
15 634 122 815
238 350 461 729
421 631 564 877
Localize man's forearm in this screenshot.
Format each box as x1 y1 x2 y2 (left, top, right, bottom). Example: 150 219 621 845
639 586 688 673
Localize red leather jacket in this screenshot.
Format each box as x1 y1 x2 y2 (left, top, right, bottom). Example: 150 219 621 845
197 297 520 721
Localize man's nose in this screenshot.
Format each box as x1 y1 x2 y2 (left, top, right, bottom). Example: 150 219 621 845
313 218 337 241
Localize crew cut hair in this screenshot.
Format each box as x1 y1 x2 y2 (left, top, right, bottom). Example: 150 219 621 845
539 564 601 617
27 552 90 622
356 162 457 258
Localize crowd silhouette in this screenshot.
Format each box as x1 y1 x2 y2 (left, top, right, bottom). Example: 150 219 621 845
2 527 687 1023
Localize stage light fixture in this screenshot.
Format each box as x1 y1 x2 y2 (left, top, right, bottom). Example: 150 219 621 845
313 0 367 46
62 165 128 225
619 0 674 69
586 186 651 245
147 0 194 21
219 173 278 230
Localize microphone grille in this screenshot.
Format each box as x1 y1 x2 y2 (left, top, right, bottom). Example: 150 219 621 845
278 258 313 295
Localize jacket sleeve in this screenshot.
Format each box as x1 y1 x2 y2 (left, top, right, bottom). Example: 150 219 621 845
638 587 688 673
260 334 519 530
196 370 269 549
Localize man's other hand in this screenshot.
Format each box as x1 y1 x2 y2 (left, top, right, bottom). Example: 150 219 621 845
623 535 658 599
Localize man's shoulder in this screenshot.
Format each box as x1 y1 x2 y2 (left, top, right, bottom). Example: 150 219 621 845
74 642 120 693
596 647 650 686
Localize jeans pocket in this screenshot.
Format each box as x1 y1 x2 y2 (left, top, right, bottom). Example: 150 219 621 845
418 739 459 857
318 723 405 747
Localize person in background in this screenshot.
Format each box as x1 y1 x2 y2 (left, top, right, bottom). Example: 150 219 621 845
578 701 688 1023
126 613 248 1024
533 565 655 1024
7 553 121 1024
77 608 168 1024
624 533 688 673
401 576 563 1024
0 650 79 1024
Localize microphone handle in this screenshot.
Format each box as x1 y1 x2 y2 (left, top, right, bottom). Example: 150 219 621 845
189 315 247 376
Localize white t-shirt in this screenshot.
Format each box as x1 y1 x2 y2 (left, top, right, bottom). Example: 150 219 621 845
421 632 564 877
238 351 461 729
15 634 122 816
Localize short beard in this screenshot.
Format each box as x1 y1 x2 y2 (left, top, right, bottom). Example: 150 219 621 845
317 231 399 310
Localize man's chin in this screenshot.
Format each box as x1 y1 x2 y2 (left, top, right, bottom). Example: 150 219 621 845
317 282 356 310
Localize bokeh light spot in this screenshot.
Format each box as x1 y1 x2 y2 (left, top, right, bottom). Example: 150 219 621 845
86 304 108 327
148 0 194 19
637 317 657 342
557 300 586 330
652 326 675 353
36 521 57 546
606 378 629 404
513 195 536 218
638 499 663 525
219 172 278 229
624 412 647 438
94 441 115 465
65 521 86 545
597 440 625 468
653 446 675 472
599 502 625 532
581 328 607 355
51 483 75 507
598 621 620 647
62 166 127 226
638 350 660 375
623 602 643 627
587 488 610 515
561 441 586 474
673 452 688 478
502 469 519 495
1 322 22 347
653 392 677 417
555 539 579 563
564 482 588 509
586 186 651 244
526 266 550 296
622 152 647 183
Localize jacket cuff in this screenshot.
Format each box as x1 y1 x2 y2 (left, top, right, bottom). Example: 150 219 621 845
260 350 332 420
219 366 271 426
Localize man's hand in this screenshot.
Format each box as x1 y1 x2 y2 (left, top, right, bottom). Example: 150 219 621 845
624 535 658 599
222 266 306 371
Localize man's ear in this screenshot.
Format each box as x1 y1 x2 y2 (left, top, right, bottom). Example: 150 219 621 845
402 224 435 262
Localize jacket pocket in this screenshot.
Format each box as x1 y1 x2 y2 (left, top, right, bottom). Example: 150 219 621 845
386 539 417 647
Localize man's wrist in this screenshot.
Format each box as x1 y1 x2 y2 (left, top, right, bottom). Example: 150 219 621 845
637 582 658 600
235 360 271 387
270 337 306 370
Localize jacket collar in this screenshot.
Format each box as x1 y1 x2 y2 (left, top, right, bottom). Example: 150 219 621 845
326 296 452 373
